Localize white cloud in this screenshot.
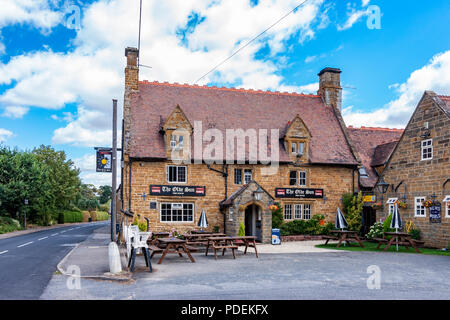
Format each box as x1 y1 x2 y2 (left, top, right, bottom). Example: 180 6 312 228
362 0 371 7
337 2 369 31
2 106 29 118
343 50 450 128
0 0 62 30
73 153 121 187
0 128 13 142
0 0 331 148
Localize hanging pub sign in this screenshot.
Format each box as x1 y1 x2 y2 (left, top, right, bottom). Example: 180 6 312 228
275 188 324 199
96 149 112 172
429 203 441 223
149 185 206 197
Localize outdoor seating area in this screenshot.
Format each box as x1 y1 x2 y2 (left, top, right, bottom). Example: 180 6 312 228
120 209 260 273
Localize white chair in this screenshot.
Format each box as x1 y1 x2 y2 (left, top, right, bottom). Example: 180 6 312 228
128 230 153 272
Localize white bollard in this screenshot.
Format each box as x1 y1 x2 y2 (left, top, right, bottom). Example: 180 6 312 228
108 242 122 274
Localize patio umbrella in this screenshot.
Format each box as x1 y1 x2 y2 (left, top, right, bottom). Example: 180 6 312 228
390 202 403 251
335 208 348 230
197 208 208 231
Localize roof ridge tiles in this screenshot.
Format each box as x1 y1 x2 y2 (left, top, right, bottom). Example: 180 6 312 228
138 80 320 98
348 125 404 132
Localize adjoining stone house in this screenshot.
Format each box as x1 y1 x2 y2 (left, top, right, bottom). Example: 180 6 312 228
347 126 404 234
120 47 361 243
372 91 450 248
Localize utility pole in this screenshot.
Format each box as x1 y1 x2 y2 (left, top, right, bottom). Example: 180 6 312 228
111 99 118 242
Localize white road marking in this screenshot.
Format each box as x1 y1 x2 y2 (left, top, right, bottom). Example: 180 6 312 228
0 250 8 255
68 228 74 231
60 230 66 233
38 236 48 241
17 242 33 248
51 233 58 236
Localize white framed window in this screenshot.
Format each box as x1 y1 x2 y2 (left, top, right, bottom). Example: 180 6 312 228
284 204 292 220
291 142 297 154
444 195 450 218
167 165 187 183
170 135 177 149
234 169 242 185
289 171 297 185
414 197 426 217
160 203 194 222
304 204 311 220
244 169 252 184
421 139 433 160
298 142 305 155
294 204 302 219
298 171 306 186
178 135 184 148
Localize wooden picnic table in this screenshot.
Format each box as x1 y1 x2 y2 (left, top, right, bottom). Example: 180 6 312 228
330 230 365 248
382 232 421 253
183 233 226 246
148 232 170 246
205 236 258 260
156 238 196 264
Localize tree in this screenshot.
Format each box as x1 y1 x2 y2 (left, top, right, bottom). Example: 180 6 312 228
346 191 363 233
32 145 81 211
98 185 112 204
76 184 100 212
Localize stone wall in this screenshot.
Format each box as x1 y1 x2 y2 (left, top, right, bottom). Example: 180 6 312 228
121 160 356 243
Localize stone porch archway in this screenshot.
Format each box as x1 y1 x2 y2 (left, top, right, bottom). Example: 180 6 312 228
220 180 274 243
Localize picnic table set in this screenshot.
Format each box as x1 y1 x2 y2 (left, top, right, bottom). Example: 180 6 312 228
323 205 422 253
122 208 259 272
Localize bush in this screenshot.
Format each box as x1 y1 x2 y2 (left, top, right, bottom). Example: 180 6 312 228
238 222 245 236
269 202 284 229
383 213 395 233
0 216 22 234
409 228 421 240
346 192 363 233
99 204 110 213
95 211 109 221
366 222 384 239
280 215 333 236
62 211 83 223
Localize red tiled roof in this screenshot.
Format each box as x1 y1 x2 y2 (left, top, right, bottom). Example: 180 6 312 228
348 126 403 188
437 95 450 116
129 81 359 165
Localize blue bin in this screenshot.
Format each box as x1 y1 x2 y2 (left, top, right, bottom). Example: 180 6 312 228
272 228 281 245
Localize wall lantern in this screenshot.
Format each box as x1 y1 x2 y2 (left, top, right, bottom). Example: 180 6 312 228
253 186 264 201
376 177 390 195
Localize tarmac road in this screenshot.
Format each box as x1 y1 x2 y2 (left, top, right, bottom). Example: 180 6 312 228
0 221 107 300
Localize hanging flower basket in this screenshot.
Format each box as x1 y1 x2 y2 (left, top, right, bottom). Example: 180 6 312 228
371 203 382 210
395 200 407 209
422 200 433 208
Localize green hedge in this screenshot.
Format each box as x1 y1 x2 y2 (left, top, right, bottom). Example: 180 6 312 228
95 211 109 221
59 211 84 223
280 215 334 236
0 216 22 234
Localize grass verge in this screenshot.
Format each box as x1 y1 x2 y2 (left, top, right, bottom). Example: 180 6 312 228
316 241 450 256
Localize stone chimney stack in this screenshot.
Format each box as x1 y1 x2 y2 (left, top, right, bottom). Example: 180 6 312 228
317 67 342 112
123 47 139 154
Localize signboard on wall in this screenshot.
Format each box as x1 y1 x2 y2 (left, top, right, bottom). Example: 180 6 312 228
430 203 441 223
275 188 324 199
149 185 206 197
363 195 376 203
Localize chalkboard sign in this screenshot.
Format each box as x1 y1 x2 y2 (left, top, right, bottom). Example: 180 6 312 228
430 203 441 223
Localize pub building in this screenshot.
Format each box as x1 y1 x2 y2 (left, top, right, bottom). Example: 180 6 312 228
120 47 362 243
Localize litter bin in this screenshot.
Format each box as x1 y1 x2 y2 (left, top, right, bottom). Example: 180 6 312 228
88 217 92 222
272 228 281 245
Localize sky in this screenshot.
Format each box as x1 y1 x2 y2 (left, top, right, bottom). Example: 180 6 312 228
0 0 449 186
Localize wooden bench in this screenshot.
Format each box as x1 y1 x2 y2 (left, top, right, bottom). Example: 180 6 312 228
212 244 238 260
372 237 388 249
322 235 338 245
412 240 425 247
148 245 163 258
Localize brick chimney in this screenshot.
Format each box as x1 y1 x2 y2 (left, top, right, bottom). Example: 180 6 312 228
317 67 342 112
123 47 139 154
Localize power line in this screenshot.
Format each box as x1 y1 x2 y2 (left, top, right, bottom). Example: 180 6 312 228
194 0 311 84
